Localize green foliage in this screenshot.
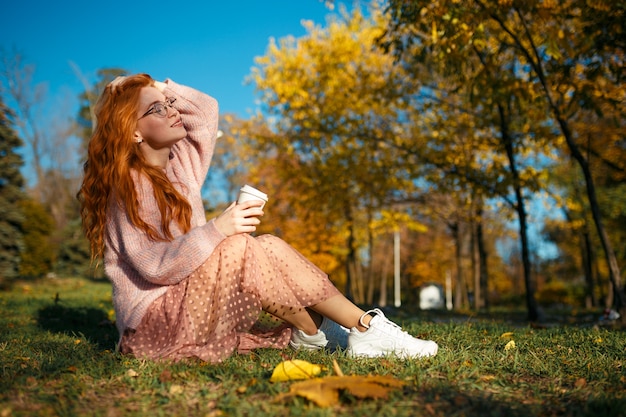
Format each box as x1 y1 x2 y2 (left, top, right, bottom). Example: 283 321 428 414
76 67 128 157
0 98 26 284
18 198 55 278
1 278 625 416
537 280 586 307
55 218 100 278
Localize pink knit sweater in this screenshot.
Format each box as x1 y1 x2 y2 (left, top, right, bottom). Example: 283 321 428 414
104 80 225 338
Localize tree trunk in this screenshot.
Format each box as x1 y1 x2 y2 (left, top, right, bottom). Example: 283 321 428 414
498 103 539 322
366 214 376 305
477 210 490 310
580 227 597 309
344 203 355 302
471 217 481 310
474 201 489 310
508 10 625 319
451 221 467 310
560 122 625 318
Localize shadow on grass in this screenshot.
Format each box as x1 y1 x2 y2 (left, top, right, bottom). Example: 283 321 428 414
37 304 118 351
407 380 626 417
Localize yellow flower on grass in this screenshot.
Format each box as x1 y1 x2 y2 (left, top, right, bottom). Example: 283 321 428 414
504 340 516 351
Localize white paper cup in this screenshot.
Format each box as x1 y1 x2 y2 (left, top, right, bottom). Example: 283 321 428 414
237 185 268 209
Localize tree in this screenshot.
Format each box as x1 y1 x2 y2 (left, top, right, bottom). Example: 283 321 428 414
18 198 55 277
1 50 90 277
379 0 625 320
248 4 424 301
75 67 128 155
0 51 47 199
0 97 25 284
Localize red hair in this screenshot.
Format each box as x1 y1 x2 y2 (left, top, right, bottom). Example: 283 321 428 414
77 73 191 261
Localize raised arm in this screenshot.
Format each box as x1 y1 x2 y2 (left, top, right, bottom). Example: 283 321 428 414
161 79 219 187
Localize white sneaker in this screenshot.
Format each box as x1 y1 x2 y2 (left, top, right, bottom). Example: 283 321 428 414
319 317 349 350
289 317 349 351
346 308 438 358
289 328 328 350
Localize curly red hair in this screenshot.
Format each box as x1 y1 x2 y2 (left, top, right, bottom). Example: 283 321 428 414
77 73 191 261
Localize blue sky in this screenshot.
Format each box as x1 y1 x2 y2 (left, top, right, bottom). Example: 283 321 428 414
1 1 560 260
1 0 345 118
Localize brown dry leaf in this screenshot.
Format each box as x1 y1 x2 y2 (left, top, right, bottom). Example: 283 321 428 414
275 375 406 407
159 369 172 383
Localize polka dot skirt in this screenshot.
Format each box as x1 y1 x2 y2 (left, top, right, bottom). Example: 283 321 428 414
119 234 340 363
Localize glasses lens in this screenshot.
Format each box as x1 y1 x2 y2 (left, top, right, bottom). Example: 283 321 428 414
155 103 167 116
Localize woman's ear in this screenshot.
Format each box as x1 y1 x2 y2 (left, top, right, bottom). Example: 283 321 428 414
134 131 143 143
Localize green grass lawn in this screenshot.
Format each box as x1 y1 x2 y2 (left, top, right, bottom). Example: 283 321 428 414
1 277 624 417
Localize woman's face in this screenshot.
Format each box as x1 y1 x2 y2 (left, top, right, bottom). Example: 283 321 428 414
134 86 186 150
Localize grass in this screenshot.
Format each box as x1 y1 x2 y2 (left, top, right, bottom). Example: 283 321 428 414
0 277 625 417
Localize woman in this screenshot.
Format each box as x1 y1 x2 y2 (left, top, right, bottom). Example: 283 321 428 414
77 74 438 363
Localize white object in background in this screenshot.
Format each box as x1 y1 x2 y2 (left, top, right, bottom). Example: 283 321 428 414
420 284 445 310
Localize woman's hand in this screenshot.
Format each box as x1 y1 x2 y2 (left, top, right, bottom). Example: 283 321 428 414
108 76 128 94
108 77 167 93
153 80 167 92
214 200 264 237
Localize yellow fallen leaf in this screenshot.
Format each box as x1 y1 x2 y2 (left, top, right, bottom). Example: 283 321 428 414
270 360 323 382
169 384 184 395
275 375 406 407
504 340 516 351
500 332 514 339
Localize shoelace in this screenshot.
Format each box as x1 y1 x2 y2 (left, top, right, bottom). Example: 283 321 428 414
361 309 414 340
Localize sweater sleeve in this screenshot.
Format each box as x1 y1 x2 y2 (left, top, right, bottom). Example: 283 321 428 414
106 198 227 286
163 79 219 187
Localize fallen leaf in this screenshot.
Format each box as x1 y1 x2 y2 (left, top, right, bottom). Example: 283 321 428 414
500 332 514 339
574 378 587 388
270 360 323 382
126 369 138 378
169 384 184 395
504 340 516 351
275 375 406 407
159 369 172 383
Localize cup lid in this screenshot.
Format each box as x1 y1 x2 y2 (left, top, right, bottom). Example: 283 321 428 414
240 184 268 201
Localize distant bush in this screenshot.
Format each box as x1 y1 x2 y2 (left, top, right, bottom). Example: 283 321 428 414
537 280 585 307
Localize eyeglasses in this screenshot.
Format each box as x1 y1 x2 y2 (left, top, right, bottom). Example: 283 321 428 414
138 97 177 119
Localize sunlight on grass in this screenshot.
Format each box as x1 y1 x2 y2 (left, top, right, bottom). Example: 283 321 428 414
1 277 625 416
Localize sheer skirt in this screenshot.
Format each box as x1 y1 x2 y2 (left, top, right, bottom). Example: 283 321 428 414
119 234 340 363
